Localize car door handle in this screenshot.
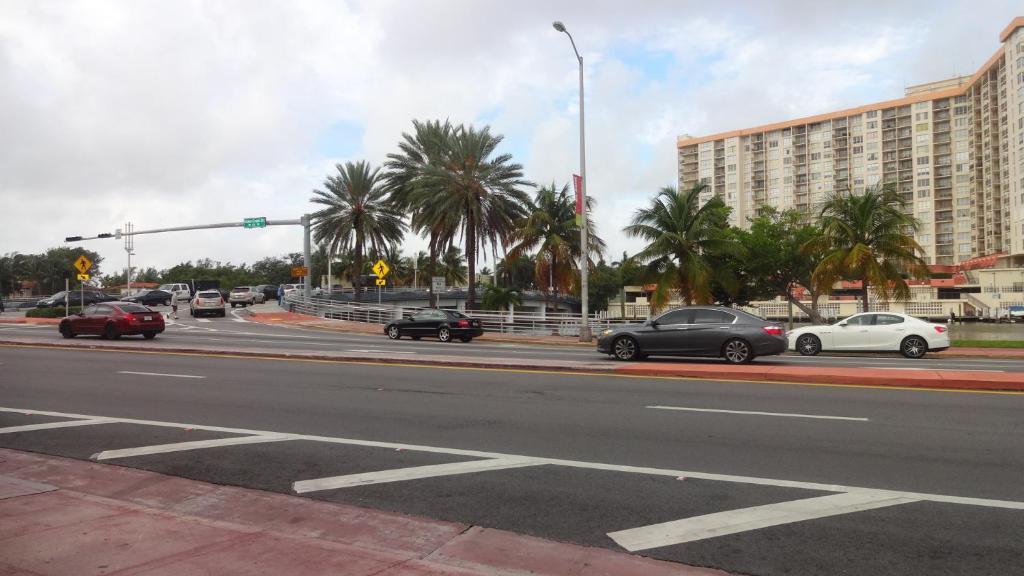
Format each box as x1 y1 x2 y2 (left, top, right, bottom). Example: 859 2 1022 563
718 326 730 330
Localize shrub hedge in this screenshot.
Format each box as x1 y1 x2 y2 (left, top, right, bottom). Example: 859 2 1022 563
25 306 82 318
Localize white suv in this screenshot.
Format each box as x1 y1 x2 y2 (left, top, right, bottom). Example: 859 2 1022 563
157 283 192 301
190 290 226 318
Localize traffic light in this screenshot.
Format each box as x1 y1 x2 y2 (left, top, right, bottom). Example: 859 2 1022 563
65 236 83 242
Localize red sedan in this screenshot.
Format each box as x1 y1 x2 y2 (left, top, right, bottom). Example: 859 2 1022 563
59 302 165 340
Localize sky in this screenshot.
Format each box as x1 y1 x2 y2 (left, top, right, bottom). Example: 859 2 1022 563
1 0 1021 279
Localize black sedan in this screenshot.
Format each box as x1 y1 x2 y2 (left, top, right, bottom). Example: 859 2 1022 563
596 306 786 364
121 289 172 306
36 290 117 308
385 309 484 342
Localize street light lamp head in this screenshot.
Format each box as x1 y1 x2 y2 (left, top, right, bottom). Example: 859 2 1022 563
552 21 566 32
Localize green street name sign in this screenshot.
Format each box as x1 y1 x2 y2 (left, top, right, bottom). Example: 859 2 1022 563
243 217 267 229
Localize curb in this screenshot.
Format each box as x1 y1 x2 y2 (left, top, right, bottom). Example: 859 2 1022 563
2 339 1023 392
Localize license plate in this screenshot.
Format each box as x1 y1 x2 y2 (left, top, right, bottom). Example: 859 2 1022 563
143 316 152 321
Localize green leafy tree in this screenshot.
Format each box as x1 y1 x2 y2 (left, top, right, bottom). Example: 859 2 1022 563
495 254 536 291
385 120 459 306
481 284 522 311
311 161 408 302
624 183 741 308
418 124 531 309
251 256 294 285
741 207 827 323
803 184 929 310
508 183 605 311
441 246 467 286
587 259 623 313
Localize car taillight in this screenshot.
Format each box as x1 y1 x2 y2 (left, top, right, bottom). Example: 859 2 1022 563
457 320 469 328
219 298 224 305
934 325 947 333
762 325 785 337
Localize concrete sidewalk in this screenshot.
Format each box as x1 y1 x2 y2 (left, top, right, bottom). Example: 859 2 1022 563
0 448 725 576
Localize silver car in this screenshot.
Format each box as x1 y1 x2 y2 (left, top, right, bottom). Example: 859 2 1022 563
596 306 787 364
190 290 226 318
228 286 263 307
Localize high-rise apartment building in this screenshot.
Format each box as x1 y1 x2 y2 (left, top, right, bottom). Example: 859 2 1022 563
677 17 1024 266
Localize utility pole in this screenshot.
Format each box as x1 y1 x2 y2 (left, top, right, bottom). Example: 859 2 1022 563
124 222 134 296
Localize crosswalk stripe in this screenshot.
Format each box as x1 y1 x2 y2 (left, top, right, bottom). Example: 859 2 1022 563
293 457 544 493
93 435 292 460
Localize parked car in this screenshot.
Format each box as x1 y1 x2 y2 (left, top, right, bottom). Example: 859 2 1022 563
788 312 950 359
228 286 263 307
121 289 172 306
36 290 117 308
190 290 226 318
597 306 787 364
282 283 304 296
59 302 165 340
255 285 278 301
385 309 484 342
157 283 192 301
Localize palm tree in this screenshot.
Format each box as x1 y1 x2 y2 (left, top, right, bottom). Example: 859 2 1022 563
803 184 929 311
482 285 522 312
624 183 740 306
384 120 459 306
441 246 467 287
310 161 407 302
507 183 605 311
418 124 532 309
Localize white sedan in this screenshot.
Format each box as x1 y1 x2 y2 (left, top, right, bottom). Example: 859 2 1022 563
788 312 951 359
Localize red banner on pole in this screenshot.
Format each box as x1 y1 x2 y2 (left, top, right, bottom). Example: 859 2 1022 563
573 174 583 215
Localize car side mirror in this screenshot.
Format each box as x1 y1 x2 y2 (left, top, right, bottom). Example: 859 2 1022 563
838 322 847 327
648 319 658 328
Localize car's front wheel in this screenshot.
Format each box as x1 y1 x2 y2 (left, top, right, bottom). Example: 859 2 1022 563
901 336 928 359
612 336 639 361
387 325 401 339
722 338 753 364
59 322 75 339
796 334 821 356
103 323 120 340
438 327 452 343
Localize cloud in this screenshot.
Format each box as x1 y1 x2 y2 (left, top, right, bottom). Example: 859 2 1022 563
0 0 1019 278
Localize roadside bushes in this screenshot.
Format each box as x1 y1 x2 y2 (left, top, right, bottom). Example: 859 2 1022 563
25 307 81 318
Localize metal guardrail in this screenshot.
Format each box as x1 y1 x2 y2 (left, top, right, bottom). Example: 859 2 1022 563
284 294 637 337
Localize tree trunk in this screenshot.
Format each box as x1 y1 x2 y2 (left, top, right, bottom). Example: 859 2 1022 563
784 291 824 324
466 214 476 310
353 236 364 303
550 250 557 313
862 279 870 313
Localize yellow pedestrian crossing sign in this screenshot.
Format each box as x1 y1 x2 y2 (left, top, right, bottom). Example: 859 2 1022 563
375 278 387 286
74 255 93 274
373 260 389 278
77 273 90 281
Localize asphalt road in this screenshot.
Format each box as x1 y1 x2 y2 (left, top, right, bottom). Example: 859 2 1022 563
1 345 1022 575
2 304 1024 372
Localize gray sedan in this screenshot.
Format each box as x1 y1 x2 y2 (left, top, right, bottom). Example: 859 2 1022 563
596 306 787 363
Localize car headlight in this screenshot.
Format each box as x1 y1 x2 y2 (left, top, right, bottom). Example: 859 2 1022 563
600 329 614 337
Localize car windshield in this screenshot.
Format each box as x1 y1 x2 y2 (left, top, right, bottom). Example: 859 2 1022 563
156 284 176 291
198 292 220 298
118 303 150 313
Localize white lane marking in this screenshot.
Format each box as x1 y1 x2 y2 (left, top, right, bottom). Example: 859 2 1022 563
646 406 869 422
197 318 212 323
0 418 114 434
93 434 291 460
294 457 544 493
229 309 249 323
1 405 1022 512
347 349 417 354
118 371 205 379
607 492 918 550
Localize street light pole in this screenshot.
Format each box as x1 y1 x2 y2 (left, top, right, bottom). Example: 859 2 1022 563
553 20 591 341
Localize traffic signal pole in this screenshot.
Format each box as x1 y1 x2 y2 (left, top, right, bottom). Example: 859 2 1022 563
65 216 313 297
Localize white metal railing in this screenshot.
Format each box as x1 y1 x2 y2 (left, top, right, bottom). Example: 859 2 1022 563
284 294 638 336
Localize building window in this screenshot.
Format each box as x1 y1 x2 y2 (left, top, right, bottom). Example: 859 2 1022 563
917 156 930 165
915 112 929 121
866 110 878 119
918 189 931 198
916 134 930 143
